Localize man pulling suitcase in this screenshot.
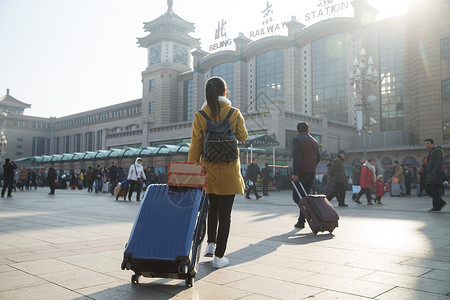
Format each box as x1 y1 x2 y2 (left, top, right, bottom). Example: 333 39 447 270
291 122 321 229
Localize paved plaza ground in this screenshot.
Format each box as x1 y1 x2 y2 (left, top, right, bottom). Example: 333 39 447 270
0 186 449 299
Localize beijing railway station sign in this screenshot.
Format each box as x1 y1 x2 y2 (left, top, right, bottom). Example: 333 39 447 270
207 0 352 53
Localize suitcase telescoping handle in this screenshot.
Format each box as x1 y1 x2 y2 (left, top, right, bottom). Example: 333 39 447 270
291 179 308 199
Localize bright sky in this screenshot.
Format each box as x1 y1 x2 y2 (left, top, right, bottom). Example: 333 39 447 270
0 0 409 118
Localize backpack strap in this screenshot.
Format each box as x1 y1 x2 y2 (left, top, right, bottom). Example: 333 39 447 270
225 108 235 120
198 110 211 121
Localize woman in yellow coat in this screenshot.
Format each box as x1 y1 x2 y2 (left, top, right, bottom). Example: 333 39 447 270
188 76 248 268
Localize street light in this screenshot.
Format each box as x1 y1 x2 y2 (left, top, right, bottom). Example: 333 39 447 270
0 132 7 164
349 48 379 159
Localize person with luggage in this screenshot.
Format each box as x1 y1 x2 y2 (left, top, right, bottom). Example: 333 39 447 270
108 161 119 195
392 161 406 196
326 150 349 207
424 138 446 212
188 76 248 269
351 157 365 200
261 163 271 196
1 158 17 198
354 158 377 205
374 175 385 204
245 159 263 200
292 121 321 228
127 157 146 201
47 163 57 195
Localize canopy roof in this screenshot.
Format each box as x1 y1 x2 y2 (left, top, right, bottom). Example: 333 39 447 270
239 134 280 147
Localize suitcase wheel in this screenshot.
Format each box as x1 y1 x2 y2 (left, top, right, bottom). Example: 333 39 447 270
185 276 194 287
131 274 140 284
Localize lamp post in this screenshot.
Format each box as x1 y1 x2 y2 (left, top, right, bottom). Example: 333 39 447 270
349 48 379 159
0 132 7 164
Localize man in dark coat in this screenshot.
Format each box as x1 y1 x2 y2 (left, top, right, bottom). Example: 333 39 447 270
424 138 446 212
261 163 272 196
108 161 119 195
292 121 321 228
326 150 348 207
245 159 263 200
1 158 17 198
47 163 57 195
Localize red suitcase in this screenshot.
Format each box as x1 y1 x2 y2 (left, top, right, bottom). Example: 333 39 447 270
292 180 339 235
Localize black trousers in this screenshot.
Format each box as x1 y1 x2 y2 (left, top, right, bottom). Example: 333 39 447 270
1 177 13 197
292 173 315 225
127 180 142 200
428 184 444 210
356 187 372 202
326 182 346 205
246 181 260 198
48 181 55 194
207 194 235 258
262 179 270 195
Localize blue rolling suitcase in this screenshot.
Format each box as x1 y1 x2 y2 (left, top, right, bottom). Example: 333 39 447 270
121 184 207 287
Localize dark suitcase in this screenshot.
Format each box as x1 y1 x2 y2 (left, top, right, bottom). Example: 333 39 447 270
391 183 401 196
121 184 207 287
292 180 339 235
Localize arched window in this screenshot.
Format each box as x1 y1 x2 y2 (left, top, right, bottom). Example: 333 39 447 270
381 157 392 167
402 156 417 166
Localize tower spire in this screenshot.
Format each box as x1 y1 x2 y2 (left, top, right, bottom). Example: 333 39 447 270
167 0 173 14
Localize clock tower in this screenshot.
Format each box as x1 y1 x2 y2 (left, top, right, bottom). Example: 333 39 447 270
138 1 199 143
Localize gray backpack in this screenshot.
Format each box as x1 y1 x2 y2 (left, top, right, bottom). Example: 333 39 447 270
199 108 238 162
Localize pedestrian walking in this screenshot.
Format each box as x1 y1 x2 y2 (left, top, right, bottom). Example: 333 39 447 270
245 159 263 200
1 158 17 198
127 157 146 201
424 138 446 212
262 163 271 196
292 121 321 228
108 161 119 195
354 159 377 205
351 157 365 200
47 163 57 195
374 175 385 204
326 150 348 207
188 76 248 269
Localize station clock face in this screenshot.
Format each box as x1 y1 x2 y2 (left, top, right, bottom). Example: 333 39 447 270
150 45 161 65
173 45 187 65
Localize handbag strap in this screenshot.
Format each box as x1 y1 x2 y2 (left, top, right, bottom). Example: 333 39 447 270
134 165 139 178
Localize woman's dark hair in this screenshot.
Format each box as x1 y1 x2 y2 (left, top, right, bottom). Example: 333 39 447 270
205 76 226 120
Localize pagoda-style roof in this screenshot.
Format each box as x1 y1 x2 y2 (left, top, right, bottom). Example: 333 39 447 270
0 89 31 109
137 4 199 48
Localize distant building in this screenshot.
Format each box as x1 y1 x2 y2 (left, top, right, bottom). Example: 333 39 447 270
1 0 449 180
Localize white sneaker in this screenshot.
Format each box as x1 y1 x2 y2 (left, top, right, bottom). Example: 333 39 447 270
213 256 229 268
204 243 215 257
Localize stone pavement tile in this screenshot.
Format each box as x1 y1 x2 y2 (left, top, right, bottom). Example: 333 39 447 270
4 249 79 263
227 275 323 299
309 290 373 299
57 253 122 273
0 264 14 273
238 295 279 300
97 249 124 260
231 260 315 282
39 267 119 290
18 231 82 244
251 252 310 269
149 278 252 299
75 280 174 300
0 243 15 251
297 273 393 298
349 259 432 276
10 258 81 275
197 266 253 285
298 261 374 279
0 283 87 300
402 257 450 271
376 287 450 300
362 271 450 295
420 269 450 282
0 234 50 248
0 270 47 292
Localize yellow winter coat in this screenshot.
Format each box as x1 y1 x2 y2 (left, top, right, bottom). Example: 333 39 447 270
188 99 248 195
